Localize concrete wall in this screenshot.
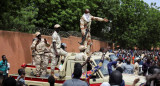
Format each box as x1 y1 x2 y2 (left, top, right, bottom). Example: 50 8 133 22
0 30 108 74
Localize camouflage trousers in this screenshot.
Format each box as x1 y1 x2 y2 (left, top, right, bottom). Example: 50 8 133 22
83 31 92 54
32 50 36 65
51 48 67 72
35 54 49 76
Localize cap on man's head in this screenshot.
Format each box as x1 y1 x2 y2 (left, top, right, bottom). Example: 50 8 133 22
21 63 27 68
54 24 61 29
35 32 41 36
79 45 87 51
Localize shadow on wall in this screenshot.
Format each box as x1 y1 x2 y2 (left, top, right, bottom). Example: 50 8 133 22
0 31 17 52
18 32 35 63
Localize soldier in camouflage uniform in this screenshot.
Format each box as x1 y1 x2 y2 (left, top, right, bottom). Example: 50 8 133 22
75 45 88 73
31 37 37 65
50 24 68 78
31 32 50 77
80 9 108 53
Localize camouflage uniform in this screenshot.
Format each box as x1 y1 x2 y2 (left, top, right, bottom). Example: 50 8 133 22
80 14 105 53
31 38 50 76
50 31 67 72
31 38 37 65
75 52 88 73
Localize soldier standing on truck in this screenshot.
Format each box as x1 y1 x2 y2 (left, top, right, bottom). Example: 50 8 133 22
75 45 88 73
50 24 68 78
80 9 108 54
31 37 38 65
31 32 50 77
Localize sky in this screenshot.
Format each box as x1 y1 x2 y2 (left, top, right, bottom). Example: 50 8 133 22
143 0 160 7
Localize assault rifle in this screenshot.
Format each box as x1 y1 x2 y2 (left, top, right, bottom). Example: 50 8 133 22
79 29 89 45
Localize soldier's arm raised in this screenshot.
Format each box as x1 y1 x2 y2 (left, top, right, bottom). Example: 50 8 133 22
81 56 91 67
81 52 93 67
92 16 108 22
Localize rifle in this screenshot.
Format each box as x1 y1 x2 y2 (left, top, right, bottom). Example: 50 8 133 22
79 29 89 45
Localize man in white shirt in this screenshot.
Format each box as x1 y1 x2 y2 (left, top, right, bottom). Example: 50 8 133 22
50 24 68 77
6 59 10 77
134 58 140 75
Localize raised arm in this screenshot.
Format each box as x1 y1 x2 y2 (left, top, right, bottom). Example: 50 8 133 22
91 16 108 22
81 54 92 67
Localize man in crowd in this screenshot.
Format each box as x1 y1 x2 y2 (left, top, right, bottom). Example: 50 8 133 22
142 58 151 76
3 76 17 86
31 32 50 77
80 9 108 53
134 58 140 75
63 63 88 86
0 55 8 80
48 75 55 86
107 57 123 75
17 69 27 86
109 70 123 86
50 24 67 78
21 63 27 70
121 58 134 74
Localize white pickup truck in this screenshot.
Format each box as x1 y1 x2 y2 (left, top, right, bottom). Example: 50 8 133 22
10 53 145 86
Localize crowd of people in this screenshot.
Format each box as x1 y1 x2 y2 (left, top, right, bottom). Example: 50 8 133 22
113 49 160 76
107 49 160 86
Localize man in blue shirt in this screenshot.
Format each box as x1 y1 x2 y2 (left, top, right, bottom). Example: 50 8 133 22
63 63 88 86
0 55 8 80
107 57 123 75
121 58 134 74
17 69 27 86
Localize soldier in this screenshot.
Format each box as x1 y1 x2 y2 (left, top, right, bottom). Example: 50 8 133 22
75 45 88 73
50 24 68 77
80 9 108 53
31 37 38 65
31 32 50 77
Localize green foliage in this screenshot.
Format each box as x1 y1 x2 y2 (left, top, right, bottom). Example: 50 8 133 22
0 0 160 49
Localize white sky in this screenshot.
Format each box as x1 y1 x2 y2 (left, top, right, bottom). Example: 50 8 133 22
143 0 160 7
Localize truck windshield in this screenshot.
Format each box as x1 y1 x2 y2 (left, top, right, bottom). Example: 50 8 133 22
109 54 118 61
95 59 109 76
